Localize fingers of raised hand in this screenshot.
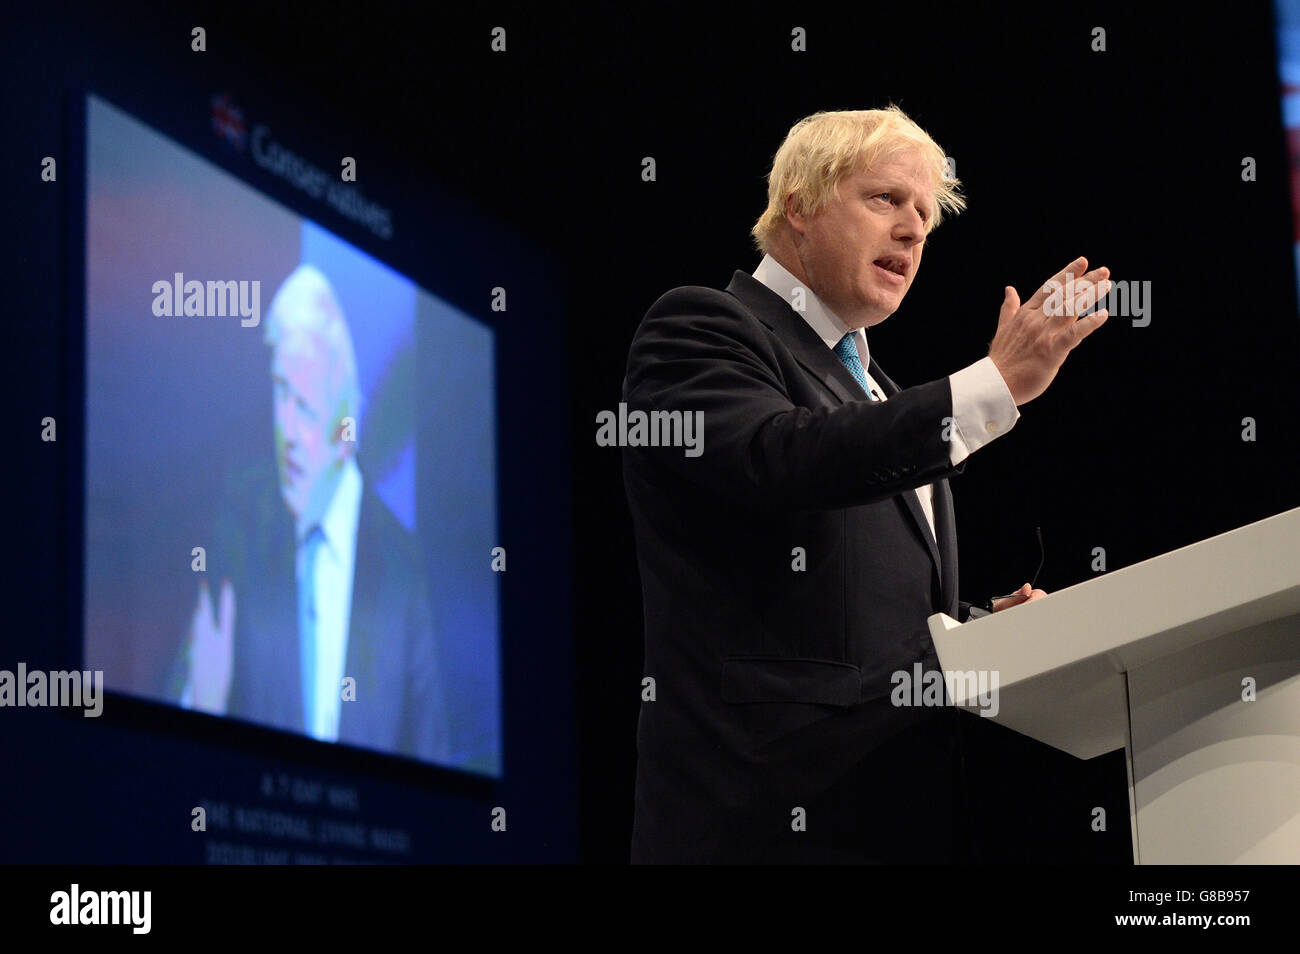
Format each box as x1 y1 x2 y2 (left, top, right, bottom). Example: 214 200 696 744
1066 306 1109 349
1042 269 1110 322
1026 256 1088 311
1058 268 1110 320
1027 258 1111 320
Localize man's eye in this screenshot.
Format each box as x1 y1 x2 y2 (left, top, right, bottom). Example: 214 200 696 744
874 192 891 202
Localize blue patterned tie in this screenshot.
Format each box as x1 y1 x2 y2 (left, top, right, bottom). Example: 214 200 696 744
299 525 326 735
835 333 876 401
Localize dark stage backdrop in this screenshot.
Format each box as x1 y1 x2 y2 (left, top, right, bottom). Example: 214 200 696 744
2 0 1298 864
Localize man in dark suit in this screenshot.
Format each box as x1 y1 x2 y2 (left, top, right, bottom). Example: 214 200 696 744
622 107 1109 862
165 265 449 765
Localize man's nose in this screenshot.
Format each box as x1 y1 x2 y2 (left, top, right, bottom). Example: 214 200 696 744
894 206 924 242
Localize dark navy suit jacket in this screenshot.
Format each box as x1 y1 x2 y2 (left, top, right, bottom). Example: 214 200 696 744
623 270 985 863
163 462 450 765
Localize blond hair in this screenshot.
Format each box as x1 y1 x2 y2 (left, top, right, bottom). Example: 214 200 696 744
751 106 966 254
263 264 362 440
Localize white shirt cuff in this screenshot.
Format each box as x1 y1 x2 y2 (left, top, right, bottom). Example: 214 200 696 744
947 357 1019 465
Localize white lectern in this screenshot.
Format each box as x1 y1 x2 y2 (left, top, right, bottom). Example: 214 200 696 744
928 506 1300 864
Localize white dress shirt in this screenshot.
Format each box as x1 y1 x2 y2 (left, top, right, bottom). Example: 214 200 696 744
295 456 363 743
179 457 363 735
752 253 1019 543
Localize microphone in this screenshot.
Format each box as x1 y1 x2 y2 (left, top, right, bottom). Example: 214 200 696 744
986 525 1045 611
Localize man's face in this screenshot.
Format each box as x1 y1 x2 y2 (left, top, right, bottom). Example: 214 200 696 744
271 343 340 521
791 149 935 330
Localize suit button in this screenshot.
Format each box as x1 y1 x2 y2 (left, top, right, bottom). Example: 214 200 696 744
985 420 998 434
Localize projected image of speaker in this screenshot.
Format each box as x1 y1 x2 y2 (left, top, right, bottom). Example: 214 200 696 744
83 94 501 776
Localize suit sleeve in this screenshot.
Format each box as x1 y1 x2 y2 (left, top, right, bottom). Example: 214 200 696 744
622 290 965 513
157 471 246 710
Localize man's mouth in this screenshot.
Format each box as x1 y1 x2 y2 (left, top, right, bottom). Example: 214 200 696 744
873 255 908 284
282 456 303 481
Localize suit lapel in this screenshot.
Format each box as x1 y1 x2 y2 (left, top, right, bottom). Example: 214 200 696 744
726 271 867 405
231 483 302 733
865 358 944 586
930 476 959 617
726 270 947 597
338 490 383 744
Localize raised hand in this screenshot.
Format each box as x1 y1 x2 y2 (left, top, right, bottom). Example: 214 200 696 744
188 578 235 714
989 256 1110 406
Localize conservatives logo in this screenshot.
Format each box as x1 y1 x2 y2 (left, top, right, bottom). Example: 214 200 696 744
50 884 151 934
210 92 247 150
209 91 394 241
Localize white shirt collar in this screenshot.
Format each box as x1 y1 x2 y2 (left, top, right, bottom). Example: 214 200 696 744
298 455 363 558
752 252 871 369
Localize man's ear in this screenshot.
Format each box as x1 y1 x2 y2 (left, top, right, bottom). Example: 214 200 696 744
784 193 805 233
780 193 800 227
331 420 354 461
